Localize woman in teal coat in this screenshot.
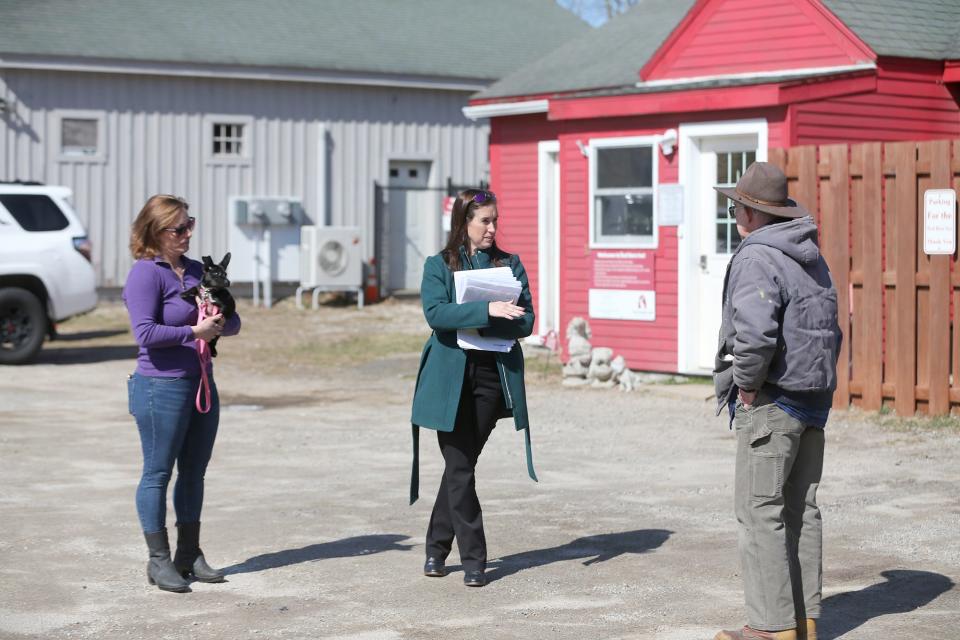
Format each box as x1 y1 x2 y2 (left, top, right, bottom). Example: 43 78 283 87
410 188 536 587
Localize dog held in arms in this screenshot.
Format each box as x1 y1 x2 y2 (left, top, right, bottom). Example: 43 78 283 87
181 253 235 357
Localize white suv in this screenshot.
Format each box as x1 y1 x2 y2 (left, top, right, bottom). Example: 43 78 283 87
0 182 98 364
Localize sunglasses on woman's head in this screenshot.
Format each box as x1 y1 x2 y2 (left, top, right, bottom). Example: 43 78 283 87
472 191 496 204
163 217 196 236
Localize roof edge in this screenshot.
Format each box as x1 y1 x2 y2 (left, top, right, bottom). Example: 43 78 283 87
0 53 491 92
634 62 877 91
462 99 549 121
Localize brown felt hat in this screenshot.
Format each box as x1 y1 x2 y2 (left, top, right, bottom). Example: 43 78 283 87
713 161 809 218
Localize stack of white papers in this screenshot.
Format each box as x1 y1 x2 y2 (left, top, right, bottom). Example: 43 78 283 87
454 267 522 352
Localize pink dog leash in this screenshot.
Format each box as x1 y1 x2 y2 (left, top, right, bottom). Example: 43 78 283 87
194 299 218 414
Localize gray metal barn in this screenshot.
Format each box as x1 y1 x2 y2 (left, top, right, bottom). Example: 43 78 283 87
0 0 586 290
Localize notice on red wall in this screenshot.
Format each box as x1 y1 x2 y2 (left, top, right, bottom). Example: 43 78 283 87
589 251 656 321
591 251 655 289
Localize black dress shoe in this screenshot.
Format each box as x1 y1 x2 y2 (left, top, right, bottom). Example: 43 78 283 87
423 557 446 577
463 569 486 587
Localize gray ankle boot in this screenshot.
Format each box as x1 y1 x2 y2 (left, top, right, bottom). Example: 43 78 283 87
144 529 190 593
173 522 225 583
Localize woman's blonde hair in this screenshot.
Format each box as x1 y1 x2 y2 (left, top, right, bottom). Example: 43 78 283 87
129 194 189 259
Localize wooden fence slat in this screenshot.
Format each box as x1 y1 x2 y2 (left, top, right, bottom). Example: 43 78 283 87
820 144 850 409
788 146 819 226
920 140 952 414
890 141 918 416
768 147 786 174
855 143 884 410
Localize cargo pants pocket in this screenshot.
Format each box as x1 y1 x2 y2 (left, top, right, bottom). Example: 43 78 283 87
747 407 783 500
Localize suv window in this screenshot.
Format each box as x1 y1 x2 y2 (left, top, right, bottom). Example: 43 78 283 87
0 194 70 231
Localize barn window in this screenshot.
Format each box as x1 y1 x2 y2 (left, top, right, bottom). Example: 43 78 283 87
55 110 107 162
204 115 253 164
61 119 99 156
589 136 658 247
212 123 245 157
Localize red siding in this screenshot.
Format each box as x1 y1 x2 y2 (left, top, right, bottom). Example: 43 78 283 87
490 108 790 373
645 0 872 81
792 60 960 145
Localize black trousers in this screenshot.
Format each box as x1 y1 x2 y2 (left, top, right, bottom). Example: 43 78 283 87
425 352 504 571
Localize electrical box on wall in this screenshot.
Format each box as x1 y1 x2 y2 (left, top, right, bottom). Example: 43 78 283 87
234 197 305 226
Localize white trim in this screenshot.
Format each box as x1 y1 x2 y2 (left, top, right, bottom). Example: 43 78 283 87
588 135 659 249
537 140 561 342
635 62 876 90
203 114 253 165
0 54 489 92
676 118 767 374
462 99 549 121
54 109 107 163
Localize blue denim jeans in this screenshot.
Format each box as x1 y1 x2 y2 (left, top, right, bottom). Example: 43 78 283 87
128 372 219 534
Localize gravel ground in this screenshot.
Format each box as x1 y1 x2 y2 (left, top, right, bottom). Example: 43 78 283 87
1 298 958 640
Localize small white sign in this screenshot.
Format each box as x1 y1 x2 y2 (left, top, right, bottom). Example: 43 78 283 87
588 289 656 321
924 189 957 255
658 183 684 226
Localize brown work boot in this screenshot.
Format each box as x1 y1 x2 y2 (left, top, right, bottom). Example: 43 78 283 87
796 619 817 640
714 626 798 640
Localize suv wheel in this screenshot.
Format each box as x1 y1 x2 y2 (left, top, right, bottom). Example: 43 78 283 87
0 287 47 365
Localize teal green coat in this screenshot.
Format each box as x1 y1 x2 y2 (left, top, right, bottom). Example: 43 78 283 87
409 248 537 503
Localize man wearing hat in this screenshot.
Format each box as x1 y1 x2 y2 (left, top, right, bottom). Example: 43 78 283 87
712 162 842 640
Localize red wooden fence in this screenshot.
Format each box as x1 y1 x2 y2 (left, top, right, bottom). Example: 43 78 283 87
769 139 960 416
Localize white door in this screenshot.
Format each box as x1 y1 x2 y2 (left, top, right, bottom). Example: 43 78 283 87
693 140 758 371
387 160 436 292
678 120 766 374
536 141 561 343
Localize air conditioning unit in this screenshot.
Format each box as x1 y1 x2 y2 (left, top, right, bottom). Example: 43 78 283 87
299 226 363 289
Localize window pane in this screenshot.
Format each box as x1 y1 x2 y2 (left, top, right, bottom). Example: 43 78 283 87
717 153 729 184
212 123 244 156
0 194 70 231
61 118 98 155
595 193 653 238
596 146 652 189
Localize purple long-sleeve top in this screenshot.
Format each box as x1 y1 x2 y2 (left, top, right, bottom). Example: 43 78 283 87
122 256 241 377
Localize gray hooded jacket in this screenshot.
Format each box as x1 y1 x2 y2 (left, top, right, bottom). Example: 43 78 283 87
713 216 842 414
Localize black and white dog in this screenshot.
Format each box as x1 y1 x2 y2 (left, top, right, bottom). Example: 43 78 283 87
182 253 235 357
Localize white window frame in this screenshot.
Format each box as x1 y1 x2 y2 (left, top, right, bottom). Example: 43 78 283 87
588 135 659 248
54 110 107 163
204 114 253 165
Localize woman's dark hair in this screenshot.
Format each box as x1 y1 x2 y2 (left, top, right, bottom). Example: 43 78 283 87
441 188 508 271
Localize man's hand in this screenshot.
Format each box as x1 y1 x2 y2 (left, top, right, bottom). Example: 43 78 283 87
739 388 758 407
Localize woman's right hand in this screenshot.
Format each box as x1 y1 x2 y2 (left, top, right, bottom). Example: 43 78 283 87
192 313 224 341
488 301 525 320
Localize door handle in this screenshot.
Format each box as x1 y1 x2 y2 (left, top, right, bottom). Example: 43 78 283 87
699 254 708 271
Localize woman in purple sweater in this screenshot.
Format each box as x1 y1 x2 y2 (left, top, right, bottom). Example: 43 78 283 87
122 194 241 593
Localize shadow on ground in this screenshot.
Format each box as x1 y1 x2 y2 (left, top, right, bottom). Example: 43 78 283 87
475 529 672 583
819 569 954 639
223 534 414 575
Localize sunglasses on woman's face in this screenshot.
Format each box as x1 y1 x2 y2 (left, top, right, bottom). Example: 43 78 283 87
163 217 196 236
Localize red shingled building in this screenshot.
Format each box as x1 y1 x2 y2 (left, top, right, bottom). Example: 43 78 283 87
465 0 960 374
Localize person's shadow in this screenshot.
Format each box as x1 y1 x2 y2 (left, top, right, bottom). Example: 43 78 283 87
818 569 954 639
474 529 672 583
222 534 414 576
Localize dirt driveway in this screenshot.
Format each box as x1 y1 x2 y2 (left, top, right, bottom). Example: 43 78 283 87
1 298 957 639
